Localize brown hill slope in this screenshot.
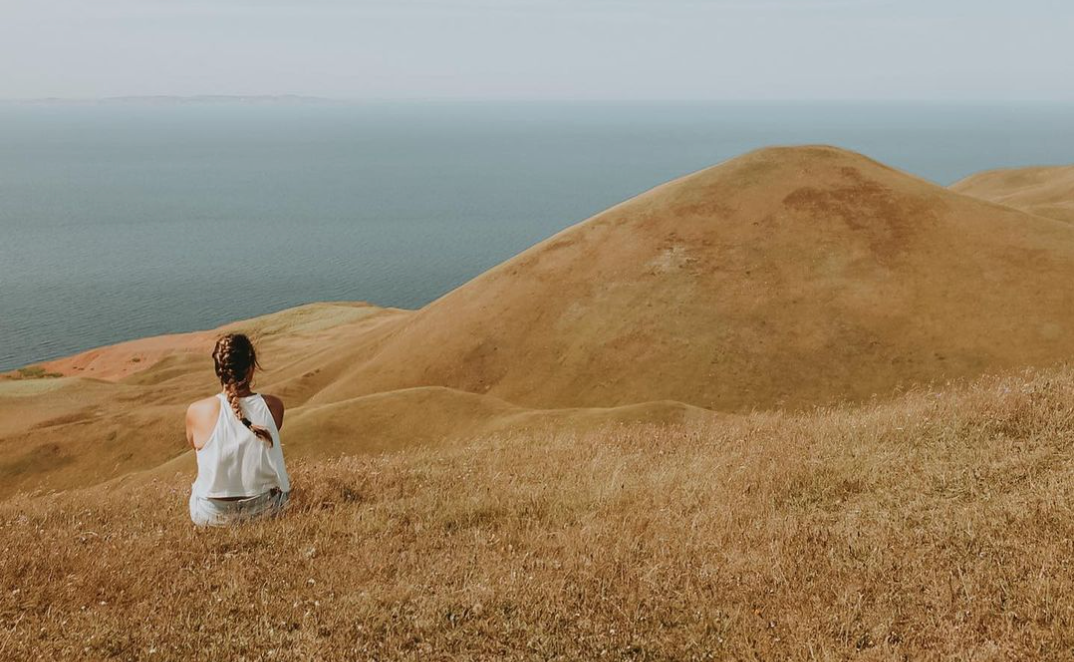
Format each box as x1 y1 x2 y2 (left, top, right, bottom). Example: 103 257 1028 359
951 164 1074 223
0 304 708 498
314 146 1074 411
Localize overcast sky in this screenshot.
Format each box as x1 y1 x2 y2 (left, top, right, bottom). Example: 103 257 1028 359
3 0 1073 101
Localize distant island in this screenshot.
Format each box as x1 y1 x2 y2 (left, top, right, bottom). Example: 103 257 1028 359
0 94 343 105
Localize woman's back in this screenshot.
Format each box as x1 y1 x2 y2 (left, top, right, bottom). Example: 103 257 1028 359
191 392 290 499
186 332 291 527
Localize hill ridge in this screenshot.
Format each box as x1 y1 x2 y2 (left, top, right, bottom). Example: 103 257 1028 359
951 163 1074 224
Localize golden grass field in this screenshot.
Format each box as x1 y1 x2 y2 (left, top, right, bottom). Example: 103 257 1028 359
4 367 1074 660
4 145 1074 659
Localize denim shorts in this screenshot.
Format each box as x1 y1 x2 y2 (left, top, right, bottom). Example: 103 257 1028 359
189 488 290 527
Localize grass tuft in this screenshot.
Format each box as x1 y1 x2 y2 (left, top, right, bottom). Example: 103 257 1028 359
12 366 63 380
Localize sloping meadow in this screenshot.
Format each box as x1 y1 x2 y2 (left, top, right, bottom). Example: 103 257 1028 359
4 366 1074 660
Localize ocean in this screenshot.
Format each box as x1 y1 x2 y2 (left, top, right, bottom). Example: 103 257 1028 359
3 100 1074 372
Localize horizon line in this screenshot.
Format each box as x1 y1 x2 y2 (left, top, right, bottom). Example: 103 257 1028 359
2 95 1073 106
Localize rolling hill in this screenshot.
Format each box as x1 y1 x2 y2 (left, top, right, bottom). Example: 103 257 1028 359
314 145 1074 411
4 145 1074 498
952 164 1074 223
0 303 709 497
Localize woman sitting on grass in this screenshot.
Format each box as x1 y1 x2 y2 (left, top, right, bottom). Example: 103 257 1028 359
185 333 291 527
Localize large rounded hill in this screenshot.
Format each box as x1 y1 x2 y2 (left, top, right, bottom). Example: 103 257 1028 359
314 145 1074 411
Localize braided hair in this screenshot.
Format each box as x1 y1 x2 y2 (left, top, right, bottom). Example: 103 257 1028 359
212 333 273 446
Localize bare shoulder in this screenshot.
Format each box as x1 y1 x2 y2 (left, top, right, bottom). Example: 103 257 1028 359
185 395 222 449
260 393 285 430
186 395 221 426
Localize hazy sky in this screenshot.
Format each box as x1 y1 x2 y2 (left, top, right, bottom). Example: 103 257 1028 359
3 0 1073 101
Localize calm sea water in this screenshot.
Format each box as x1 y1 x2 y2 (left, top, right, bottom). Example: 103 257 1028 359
3 101 1074 372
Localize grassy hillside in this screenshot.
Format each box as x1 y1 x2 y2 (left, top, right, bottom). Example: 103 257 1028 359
951 165 1074 224
312 145 1074 411
4 365 1074 659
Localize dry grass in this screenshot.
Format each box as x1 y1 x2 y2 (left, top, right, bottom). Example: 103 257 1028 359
10 367 63 380
5 367 1074 660
951 164 1074 224
309 146 1074 413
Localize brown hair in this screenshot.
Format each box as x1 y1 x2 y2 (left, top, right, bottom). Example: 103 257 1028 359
212 333 273 445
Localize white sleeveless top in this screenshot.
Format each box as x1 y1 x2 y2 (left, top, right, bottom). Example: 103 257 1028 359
191 392 291 498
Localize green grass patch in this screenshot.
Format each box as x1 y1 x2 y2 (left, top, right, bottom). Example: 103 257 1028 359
15 366 63 380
